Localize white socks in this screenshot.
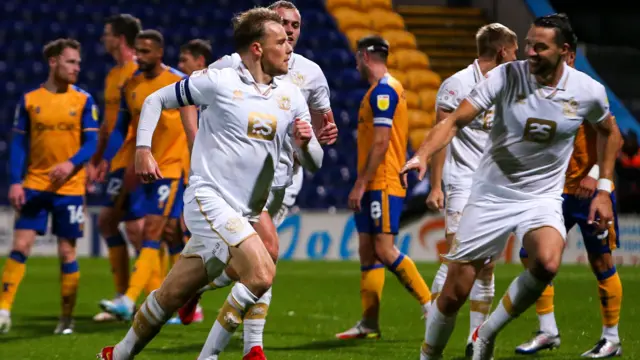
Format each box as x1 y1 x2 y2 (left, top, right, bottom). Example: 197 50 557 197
423 302 457 357
197 283 258 360
468 275 495 343
244 287 272 355
114 290 170 360
479 270 547 340
539 312 559 336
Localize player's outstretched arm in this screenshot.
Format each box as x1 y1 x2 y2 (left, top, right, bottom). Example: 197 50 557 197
179 106 198 153
426 107 451 210
402 100 480 184
401 65 504 185
586 84 620 231
137 71 217 148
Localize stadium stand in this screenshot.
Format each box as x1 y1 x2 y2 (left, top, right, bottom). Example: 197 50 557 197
326 0 441 154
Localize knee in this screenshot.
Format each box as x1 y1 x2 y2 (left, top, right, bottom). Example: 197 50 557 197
531 256 561 282
588 252 615 275
57 240 76 263
125 219 144 240
98 210 117 236
13 233 33 255
143 216 165 240
437 288 466 315
155 281 190 311
373 239 397 265
246 260 275 297
358 242 377 267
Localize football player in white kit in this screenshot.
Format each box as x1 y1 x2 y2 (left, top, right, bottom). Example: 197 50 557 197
426 23 518 358
400 13 621 360
98 8 324 360
176 2 337 358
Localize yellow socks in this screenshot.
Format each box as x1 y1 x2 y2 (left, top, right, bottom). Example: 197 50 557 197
360 264 385 322
388 254 431 306
60 261 80 318
106 233 129 295
125 240 161 302
0 251 27 311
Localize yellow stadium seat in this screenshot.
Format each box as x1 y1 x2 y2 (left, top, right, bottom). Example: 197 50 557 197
387 52 398 69
408 109 433 129
405 90 420 109
387 68 407 87
332 8 371 32
369 9 405 32
381 30 417 51
409 128 428 151
346 29 378 51
395 49 430 71
363 0 393 11
326 0 359 12
405 69 441 91
419 89 437 112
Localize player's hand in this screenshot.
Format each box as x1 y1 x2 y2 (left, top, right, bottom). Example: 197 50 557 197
576 176 597 199
293 119 312 147
135 147 163 184
49 161 75 186
317 114 338 145
8 184 25 211
426 186 445 211
93 159 109 183
588 191 614 233
348 180 366 212
400 155 427 189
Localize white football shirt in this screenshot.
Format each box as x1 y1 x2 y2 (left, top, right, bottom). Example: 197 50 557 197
436 60 493 188
211 53 330 191
178 65 311 216
466 60 610 202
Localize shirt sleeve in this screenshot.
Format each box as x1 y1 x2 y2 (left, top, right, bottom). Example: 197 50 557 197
435 77 463 112
368 82 400 128
69 95 99 166
10 95 29 184
585 82 611 124
466 63 507 112
308 71 331 113
175 68 220 107
209 54 237 70
137 70 220 147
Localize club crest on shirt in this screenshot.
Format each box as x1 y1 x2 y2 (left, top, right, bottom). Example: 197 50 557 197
69 109 77 116
376 94 390 111
232 89 243 101
277 95 291 111
290 71 305 87
562 98 579 117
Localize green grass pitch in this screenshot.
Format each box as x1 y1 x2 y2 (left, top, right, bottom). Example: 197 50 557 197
0 258 637 359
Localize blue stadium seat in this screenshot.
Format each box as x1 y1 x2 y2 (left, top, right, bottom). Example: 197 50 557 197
0 0 386 208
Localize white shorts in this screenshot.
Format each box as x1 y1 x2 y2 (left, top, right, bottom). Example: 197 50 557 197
444 184 471 235
182 184 257 278
445 198 566 262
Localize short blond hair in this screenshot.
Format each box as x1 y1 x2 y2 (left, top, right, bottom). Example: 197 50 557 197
233 7 283 51
475 23 517 58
